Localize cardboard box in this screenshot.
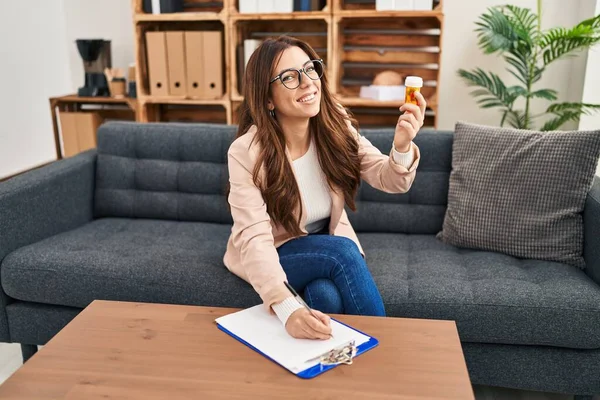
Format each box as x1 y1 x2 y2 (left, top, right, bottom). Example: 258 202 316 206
184 31 205 98
166 31 187 96
59 112 103 157
359 85 406 101
146 31 170 96
201 31 224 99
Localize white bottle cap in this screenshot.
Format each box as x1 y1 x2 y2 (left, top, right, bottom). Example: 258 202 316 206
405 76 423 88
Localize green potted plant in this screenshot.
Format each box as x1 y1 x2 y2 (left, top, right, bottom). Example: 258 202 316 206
458 1 600 131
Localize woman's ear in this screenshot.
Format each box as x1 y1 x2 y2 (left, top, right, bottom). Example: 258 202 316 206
267 100 275 111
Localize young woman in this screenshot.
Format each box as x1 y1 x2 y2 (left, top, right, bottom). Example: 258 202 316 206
224 36 425 340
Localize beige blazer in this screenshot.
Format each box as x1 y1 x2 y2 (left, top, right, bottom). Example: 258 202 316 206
223 123 420 309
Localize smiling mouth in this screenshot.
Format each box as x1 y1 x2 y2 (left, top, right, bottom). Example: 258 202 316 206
297 91 318 103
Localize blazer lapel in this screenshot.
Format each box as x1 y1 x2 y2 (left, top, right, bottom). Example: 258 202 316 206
329 186 344 234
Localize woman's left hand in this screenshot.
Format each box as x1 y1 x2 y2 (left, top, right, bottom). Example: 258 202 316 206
393 92 427 153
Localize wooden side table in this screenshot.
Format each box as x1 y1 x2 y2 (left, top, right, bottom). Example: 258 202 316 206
49 94 138 159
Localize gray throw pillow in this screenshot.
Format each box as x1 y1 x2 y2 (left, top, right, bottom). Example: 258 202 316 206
437 122 600 268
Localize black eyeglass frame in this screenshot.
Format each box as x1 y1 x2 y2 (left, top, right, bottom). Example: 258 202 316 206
269 59 325 89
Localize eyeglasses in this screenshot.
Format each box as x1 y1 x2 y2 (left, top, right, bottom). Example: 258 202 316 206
269 59 324 90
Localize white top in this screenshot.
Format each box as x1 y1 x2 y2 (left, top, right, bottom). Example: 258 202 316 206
273 141 415 326
292 140 332 234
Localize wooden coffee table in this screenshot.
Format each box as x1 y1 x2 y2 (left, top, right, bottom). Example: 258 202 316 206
0 300 474 399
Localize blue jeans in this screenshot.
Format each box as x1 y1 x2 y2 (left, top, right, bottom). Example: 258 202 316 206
277 234 386 316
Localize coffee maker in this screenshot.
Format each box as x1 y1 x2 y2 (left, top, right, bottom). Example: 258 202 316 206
76 39 112 97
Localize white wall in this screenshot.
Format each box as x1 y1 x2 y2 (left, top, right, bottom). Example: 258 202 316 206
578 1 600 175
0 1 72 179
62 0 134 93
437 0 596 132
0 0 133 180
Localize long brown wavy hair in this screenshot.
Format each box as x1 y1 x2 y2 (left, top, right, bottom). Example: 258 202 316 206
233 36 361 237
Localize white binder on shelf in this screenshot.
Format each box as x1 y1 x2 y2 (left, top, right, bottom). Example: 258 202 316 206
273 0 293 13
243 39 262 67
238 0 258 13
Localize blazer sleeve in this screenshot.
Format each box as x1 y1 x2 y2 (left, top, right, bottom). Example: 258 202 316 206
227 141 290 308
341 106 421 194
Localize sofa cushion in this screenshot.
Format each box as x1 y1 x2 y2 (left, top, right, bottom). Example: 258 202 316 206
359 233 600 350
4 219 599 350
1 218 259 310
94 122 236 224
348 129 454 234
437 122 600 268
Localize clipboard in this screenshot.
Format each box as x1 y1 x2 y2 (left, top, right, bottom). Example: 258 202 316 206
215 305 379 379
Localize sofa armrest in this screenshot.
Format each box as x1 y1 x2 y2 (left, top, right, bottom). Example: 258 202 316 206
584 176 600 285
0 150 96 342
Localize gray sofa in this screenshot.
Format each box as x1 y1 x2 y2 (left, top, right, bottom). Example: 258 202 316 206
1 121 599 398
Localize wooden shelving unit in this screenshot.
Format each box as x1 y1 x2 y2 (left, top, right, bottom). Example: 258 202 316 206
50 94 138 159
134 12 225 22
131 0 444 128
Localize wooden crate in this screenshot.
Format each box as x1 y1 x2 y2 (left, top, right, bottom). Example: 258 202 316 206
332 14 441 127
183 0 224 13
132 0 225 15
333 0 442 12
228 0 332 14
129 0 445 126
144 103 229 123
229 17 331 99
346 106 436 129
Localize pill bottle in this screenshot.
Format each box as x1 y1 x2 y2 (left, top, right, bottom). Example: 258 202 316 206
405 76 423 105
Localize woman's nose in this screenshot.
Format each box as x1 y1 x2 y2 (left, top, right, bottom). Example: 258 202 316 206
299 73 314 89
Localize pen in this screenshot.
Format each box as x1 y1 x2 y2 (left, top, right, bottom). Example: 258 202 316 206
283 281 333 339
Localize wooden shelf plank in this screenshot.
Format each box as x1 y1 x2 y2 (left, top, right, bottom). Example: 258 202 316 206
50 94 138 112
343 49 439 64
51 94 136 105
336 10 443 18
231 12 330 21
340 96 437 112
339 97 403 108
134 12 224 22
142 96 229 106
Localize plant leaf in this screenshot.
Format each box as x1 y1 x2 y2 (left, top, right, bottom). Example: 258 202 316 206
508 86 529 98
476 7 519 54
540 111 582 131
458 68 517 108
541 14 600 65
504 53 530 85
504 5 539 45
500 109 509 127
546 102 600 115
528 89 558 100
542 102 600 130
505 109 528 129
530 65 544 84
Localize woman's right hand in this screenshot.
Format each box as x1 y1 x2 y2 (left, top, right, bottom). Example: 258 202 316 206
285 308 332 340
